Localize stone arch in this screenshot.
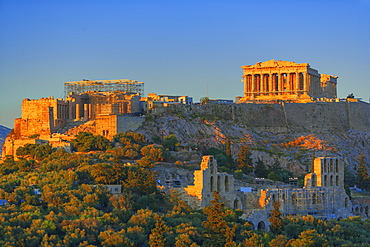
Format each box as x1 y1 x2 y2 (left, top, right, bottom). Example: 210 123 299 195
330 159 333 172
330 175 333 186
272 194 276 204
360 207 364 213
311 173 317 187
355 207 359 213
234 198 241 210
257 221 266 230
217 175 221 192
336 175 339 186
322 193 326 204
292 194 297 206
210 163 214 174
210 176 214 192
312 193 317 205
225 176 229 192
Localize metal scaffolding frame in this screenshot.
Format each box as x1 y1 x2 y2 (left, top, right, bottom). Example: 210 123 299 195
64 79 144 98
277 187 335 217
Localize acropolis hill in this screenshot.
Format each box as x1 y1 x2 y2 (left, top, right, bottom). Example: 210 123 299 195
2 60 370 171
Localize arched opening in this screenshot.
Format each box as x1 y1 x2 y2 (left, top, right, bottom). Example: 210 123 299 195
324 159 327 172
312 174 317 187
355 207 359 213
225 176 229 192
234 199 240 210
257 221 265 230
360 207 364 213
336 159 339 173
292 194 297 206
330 159 333 172
210 176 214 192
330 175 333 186
312 193 316 205
217 175 221 192
324 175 327 186
272 194 276 204
322 193 326 204
210 163 214 174
336 176 339 186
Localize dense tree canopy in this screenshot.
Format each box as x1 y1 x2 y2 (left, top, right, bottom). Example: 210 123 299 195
1 131 370 246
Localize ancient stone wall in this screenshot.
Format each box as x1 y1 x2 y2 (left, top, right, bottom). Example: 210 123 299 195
163 101 370 134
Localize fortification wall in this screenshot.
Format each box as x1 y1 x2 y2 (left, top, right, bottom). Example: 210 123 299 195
164 101 370 134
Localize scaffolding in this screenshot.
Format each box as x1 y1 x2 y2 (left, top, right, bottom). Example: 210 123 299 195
277 187 336 218
64 79 144 98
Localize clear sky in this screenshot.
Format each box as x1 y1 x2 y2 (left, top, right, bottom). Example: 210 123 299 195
0 0 369 128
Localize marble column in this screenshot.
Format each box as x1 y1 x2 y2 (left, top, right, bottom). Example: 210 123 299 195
268 74 272 94
251 74 255 95
244 76 248 97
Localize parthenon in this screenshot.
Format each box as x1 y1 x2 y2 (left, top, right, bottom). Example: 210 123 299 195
240 59 338 102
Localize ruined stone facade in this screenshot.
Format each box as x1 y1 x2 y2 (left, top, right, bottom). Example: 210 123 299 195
3 79 145 159
178 156 352 230
240 59 337 102
181 155 238 209
141 93 193 112
13 91 141 139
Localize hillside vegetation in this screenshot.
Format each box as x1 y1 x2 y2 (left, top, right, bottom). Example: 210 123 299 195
1 130 370 246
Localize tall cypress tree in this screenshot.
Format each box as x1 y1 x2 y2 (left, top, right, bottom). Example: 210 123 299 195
269 201 283 234
355 153 370 191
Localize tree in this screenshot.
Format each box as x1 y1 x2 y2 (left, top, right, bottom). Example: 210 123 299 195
141 145 165 161
200 96 210 104
269 201 282 234
162 134 178 151
268 172 282 182
93 135 112 151
202 191 236 246
225 138 234 170
71 132 95 152
148 215 169 247
355 153 369 191
235 144 253 174
254 159 268 178
268 235 288 247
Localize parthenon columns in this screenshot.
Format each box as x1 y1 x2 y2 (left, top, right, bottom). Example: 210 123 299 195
244 72 307 96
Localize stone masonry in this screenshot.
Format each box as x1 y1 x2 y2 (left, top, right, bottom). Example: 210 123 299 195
177 155 352 230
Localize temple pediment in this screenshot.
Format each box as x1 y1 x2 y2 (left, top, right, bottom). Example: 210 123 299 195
242 59 309 69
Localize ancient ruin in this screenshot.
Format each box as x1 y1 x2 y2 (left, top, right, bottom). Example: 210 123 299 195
239 59 338 102
2 79 145 158
176 155 352 230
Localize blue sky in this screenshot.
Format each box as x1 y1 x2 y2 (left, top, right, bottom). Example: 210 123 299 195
0 0 369 128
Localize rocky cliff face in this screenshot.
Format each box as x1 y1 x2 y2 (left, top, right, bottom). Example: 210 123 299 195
0 125 11 156
137 102 370 175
